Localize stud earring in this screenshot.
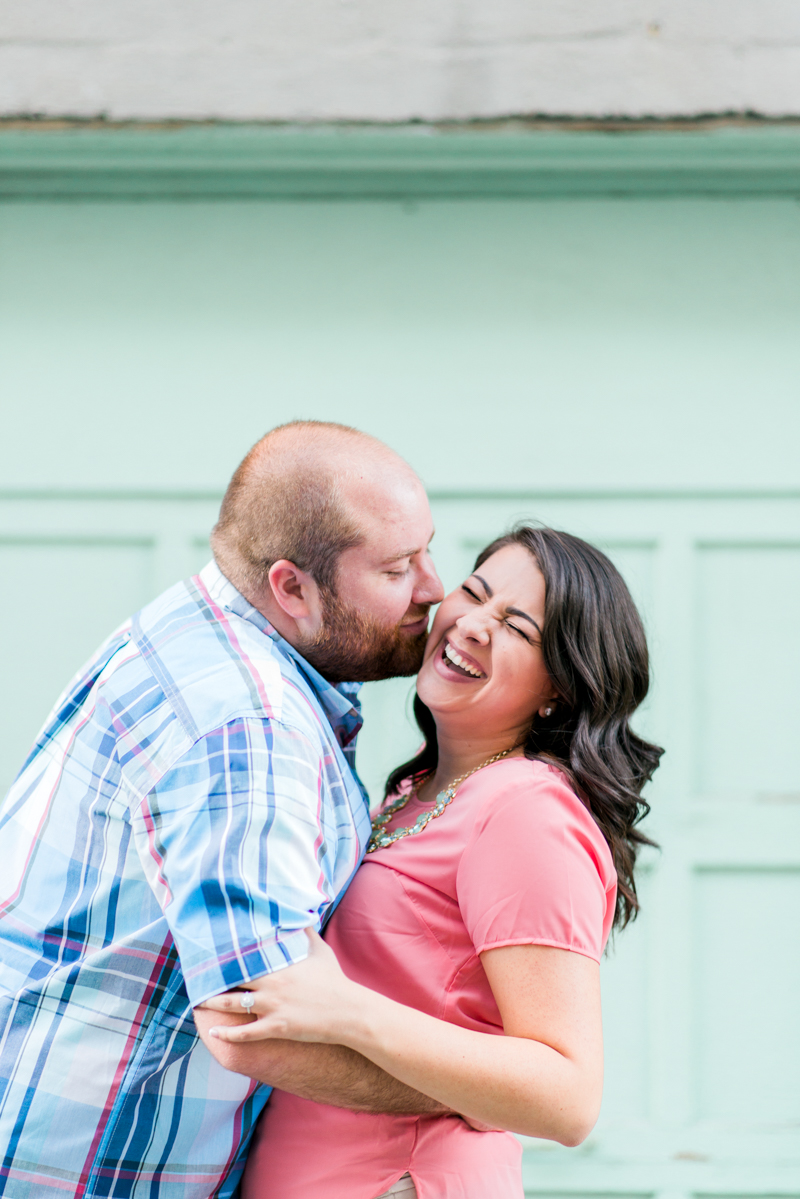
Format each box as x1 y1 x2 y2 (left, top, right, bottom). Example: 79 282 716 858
543 707 553 718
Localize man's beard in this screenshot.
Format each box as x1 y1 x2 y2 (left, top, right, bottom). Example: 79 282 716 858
298 590 429 684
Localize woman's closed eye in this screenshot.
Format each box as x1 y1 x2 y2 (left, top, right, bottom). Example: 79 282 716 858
462 584 535 642
505 620 531 642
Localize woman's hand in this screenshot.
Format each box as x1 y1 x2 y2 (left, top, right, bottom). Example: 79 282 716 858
196 928 363 1045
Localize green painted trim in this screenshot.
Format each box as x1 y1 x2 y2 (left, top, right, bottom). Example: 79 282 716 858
2 489 800 502
0 535 156 547
0 490 225 502
1 125 800 199
428 489 800 502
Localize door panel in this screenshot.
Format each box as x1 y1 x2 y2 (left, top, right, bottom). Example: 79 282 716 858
0 491 798 1199
0 537 155 787
696 544 800 797
694 868 800 1123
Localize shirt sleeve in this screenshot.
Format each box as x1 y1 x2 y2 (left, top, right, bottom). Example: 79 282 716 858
456 765 616 962
131 716 332 1006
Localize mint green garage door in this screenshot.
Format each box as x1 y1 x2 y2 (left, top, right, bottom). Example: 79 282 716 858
1 127 798 1199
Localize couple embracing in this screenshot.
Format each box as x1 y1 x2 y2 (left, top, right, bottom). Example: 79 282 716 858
0 421 662 1199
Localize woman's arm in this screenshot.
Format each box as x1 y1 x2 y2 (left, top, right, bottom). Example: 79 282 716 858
199 930 604 1145
193 1007 447 1115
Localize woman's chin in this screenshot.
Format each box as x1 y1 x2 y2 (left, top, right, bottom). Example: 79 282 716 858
417 668 487 713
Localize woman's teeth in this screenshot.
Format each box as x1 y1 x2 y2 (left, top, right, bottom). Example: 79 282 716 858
444 643 484 678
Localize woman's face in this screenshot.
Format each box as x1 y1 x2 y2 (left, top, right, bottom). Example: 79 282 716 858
417 543 557 744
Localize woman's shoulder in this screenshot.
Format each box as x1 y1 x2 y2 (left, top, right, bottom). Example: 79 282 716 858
466 753 576 807
465 755 615 875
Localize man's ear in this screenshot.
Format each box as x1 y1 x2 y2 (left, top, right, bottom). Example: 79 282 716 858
267 560 323 627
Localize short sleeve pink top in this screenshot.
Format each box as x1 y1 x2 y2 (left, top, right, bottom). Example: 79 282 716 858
243 757 616 1199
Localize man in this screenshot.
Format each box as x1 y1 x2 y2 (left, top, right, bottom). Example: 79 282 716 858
0 421 444 1197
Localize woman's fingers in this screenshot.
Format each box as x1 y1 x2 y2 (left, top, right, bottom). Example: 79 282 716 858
198 927 363 1045
209 1016 288 1042
197 990 257 1014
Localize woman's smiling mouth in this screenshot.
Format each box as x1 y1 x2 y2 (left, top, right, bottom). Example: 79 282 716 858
442 640 486 679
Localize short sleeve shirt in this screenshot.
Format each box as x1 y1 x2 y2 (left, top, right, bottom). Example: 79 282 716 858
247 756 617 1199
0 562 371 1198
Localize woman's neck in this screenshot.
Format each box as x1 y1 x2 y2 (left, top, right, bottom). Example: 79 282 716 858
421 727 524 800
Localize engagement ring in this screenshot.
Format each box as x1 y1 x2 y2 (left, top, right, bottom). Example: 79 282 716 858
240 993 255 1012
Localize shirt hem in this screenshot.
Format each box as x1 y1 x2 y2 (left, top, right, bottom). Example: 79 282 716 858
186 928 311 1006
474 935 601 963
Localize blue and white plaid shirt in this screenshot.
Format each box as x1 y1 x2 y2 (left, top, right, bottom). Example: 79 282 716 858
0 562 371 1197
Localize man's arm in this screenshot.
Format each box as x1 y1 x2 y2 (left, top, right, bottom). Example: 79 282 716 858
144 721 442 1116
193 1007 446 1115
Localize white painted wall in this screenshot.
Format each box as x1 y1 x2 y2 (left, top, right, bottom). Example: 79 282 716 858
2 0 799 121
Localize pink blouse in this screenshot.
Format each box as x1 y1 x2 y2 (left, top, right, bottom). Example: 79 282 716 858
243 757 616 1199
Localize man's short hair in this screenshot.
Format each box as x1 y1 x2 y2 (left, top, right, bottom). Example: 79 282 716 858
210 421 369 598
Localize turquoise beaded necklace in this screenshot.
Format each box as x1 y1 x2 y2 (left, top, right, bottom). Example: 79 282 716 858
366 746 515 854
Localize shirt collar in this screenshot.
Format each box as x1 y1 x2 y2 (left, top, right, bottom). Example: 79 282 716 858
199 561 363 746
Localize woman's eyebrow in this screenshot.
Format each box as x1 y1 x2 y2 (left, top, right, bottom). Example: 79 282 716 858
507 607 543 637
472 575 543 636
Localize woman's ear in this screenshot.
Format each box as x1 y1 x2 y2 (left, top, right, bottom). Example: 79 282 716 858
267 560 324 628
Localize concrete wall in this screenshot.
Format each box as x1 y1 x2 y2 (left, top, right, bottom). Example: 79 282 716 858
2 0 800 121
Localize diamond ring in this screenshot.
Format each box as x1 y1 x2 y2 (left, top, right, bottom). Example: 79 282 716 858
240 993 256 1012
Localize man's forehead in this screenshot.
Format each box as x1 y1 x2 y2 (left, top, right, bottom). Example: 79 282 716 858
339 465 432 548
343 468 429 516
341 458 423 502
350 505 434 562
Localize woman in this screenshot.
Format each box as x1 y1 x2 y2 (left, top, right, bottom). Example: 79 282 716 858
203 526 663 1199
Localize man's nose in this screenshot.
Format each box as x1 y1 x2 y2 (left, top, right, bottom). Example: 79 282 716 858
414 555 444 606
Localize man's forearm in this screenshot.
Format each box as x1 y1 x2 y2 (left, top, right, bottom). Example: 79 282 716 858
231 1039 446 1115
193 1008 445 1115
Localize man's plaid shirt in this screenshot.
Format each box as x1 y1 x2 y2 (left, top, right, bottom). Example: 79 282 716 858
0 562 371 1197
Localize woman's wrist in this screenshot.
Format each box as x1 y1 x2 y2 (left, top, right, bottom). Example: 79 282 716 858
335 981 393 1054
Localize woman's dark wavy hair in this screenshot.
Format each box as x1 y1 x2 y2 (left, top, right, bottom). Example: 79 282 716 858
385 526 664 930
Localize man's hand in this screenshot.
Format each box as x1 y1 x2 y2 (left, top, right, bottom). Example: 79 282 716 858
192 1006 447 1116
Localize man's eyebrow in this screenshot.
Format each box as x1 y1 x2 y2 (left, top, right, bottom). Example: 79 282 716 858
384 531 436 563
472 575 543 636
